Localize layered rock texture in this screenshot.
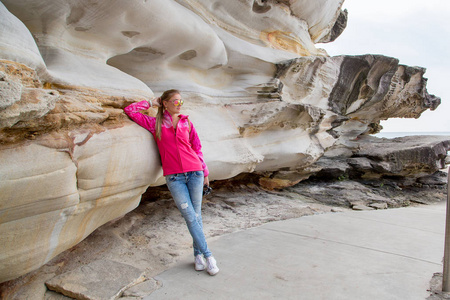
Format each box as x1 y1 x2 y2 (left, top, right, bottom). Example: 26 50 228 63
0 0 443 283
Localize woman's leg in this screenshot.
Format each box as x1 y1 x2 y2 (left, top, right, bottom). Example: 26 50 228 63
166 172 212 258
186 171 208 257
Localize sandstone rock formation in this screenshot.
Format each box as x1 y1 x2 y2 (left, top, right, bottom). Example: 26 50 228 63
312 135 450 182
0 0 441 283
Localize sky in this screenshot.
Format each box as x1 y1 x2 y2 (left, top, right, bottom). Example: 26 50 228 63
320 0 450 132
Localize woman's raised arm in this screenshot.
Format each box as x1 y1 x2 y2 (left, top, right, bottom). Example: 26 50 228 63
123 100 156 134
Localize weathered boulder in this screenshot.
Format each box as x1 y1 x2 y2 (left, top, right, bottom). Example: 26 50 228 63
354 136 450 178
312 135 450 181
45 259 146 299
0 0 442 283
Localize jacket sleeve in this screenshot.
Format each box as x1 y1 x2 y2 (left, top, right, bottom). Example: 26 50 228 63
189 121 209 177
123 100 156 134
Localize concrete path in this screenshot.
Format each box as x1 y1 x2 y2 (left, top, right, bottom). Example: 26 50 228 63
144 201 447 300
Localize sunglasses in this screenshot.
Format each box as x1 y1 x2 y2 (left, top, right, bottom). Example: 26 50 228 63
171 99 184 106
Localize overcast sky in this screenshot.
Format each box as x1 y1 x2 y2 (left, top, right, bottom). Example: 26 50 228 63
320 0 450 132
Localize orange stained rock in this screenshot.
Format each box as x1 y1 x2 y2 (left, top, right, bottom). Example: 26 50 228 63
260 30 311 56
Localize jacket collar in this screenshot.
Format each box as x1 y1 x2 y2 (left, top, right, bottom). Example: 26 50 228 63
163 110 188 121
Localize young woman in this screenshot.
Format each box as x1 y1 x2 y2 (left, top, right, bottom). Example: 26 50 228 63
124 89 219 276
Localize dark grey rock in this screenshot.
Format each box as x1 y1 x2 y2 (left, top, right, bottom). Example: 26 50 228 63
313 135 450 182
313 157 351 179
355 136 450 178
417 171 449 186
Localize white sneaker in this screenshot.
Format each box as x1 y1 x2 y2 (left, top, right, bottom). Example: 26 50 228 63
206 256 219 276
195 255 206 271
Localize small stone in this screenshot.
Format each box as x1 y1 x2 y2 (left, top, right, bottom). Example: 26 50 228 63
369 203 388 210
331 207 344 212
352 205 375 211
349 200 366 207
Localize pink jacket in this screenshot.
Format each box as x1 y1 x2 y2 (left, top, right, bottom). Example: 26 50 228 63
124 100 209 177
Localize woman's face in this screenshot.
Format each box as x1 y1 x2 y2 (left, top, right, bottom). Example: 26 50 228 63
164 93 183 116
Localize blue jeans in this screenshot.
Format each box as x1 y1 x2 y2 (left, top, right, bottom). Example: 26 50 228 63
165 171 212 258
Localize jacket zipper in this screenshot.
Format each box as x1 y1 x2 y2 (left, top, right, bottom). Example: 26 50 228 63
173 117 184 173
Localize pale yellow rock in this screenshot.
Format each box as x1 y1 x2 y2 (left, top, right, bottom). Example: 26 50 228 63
260 30 311 56
0 125 161 283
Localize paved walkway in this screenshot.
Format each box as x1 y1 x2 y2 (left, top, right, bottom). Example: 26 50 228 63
144 201 447 300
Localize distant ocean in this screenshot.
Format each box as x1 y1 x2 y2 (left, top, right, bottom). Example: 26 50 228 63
373 132 450 139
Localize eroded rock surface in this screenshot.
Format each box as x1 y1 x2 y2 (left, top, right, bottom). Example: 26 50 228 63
315 135 450 180
0 0 442 284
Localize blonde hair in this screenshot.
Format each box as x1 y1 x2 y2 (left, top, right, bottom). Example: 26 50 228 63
155 89 181 140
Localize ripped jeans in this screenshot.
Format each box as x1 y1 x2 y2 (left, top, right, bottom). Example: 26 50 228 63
165 171 212 258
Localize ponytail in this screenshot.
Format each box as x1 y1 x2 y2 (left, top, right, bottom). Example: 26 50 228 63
155 89 180 140
155 97 163 140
